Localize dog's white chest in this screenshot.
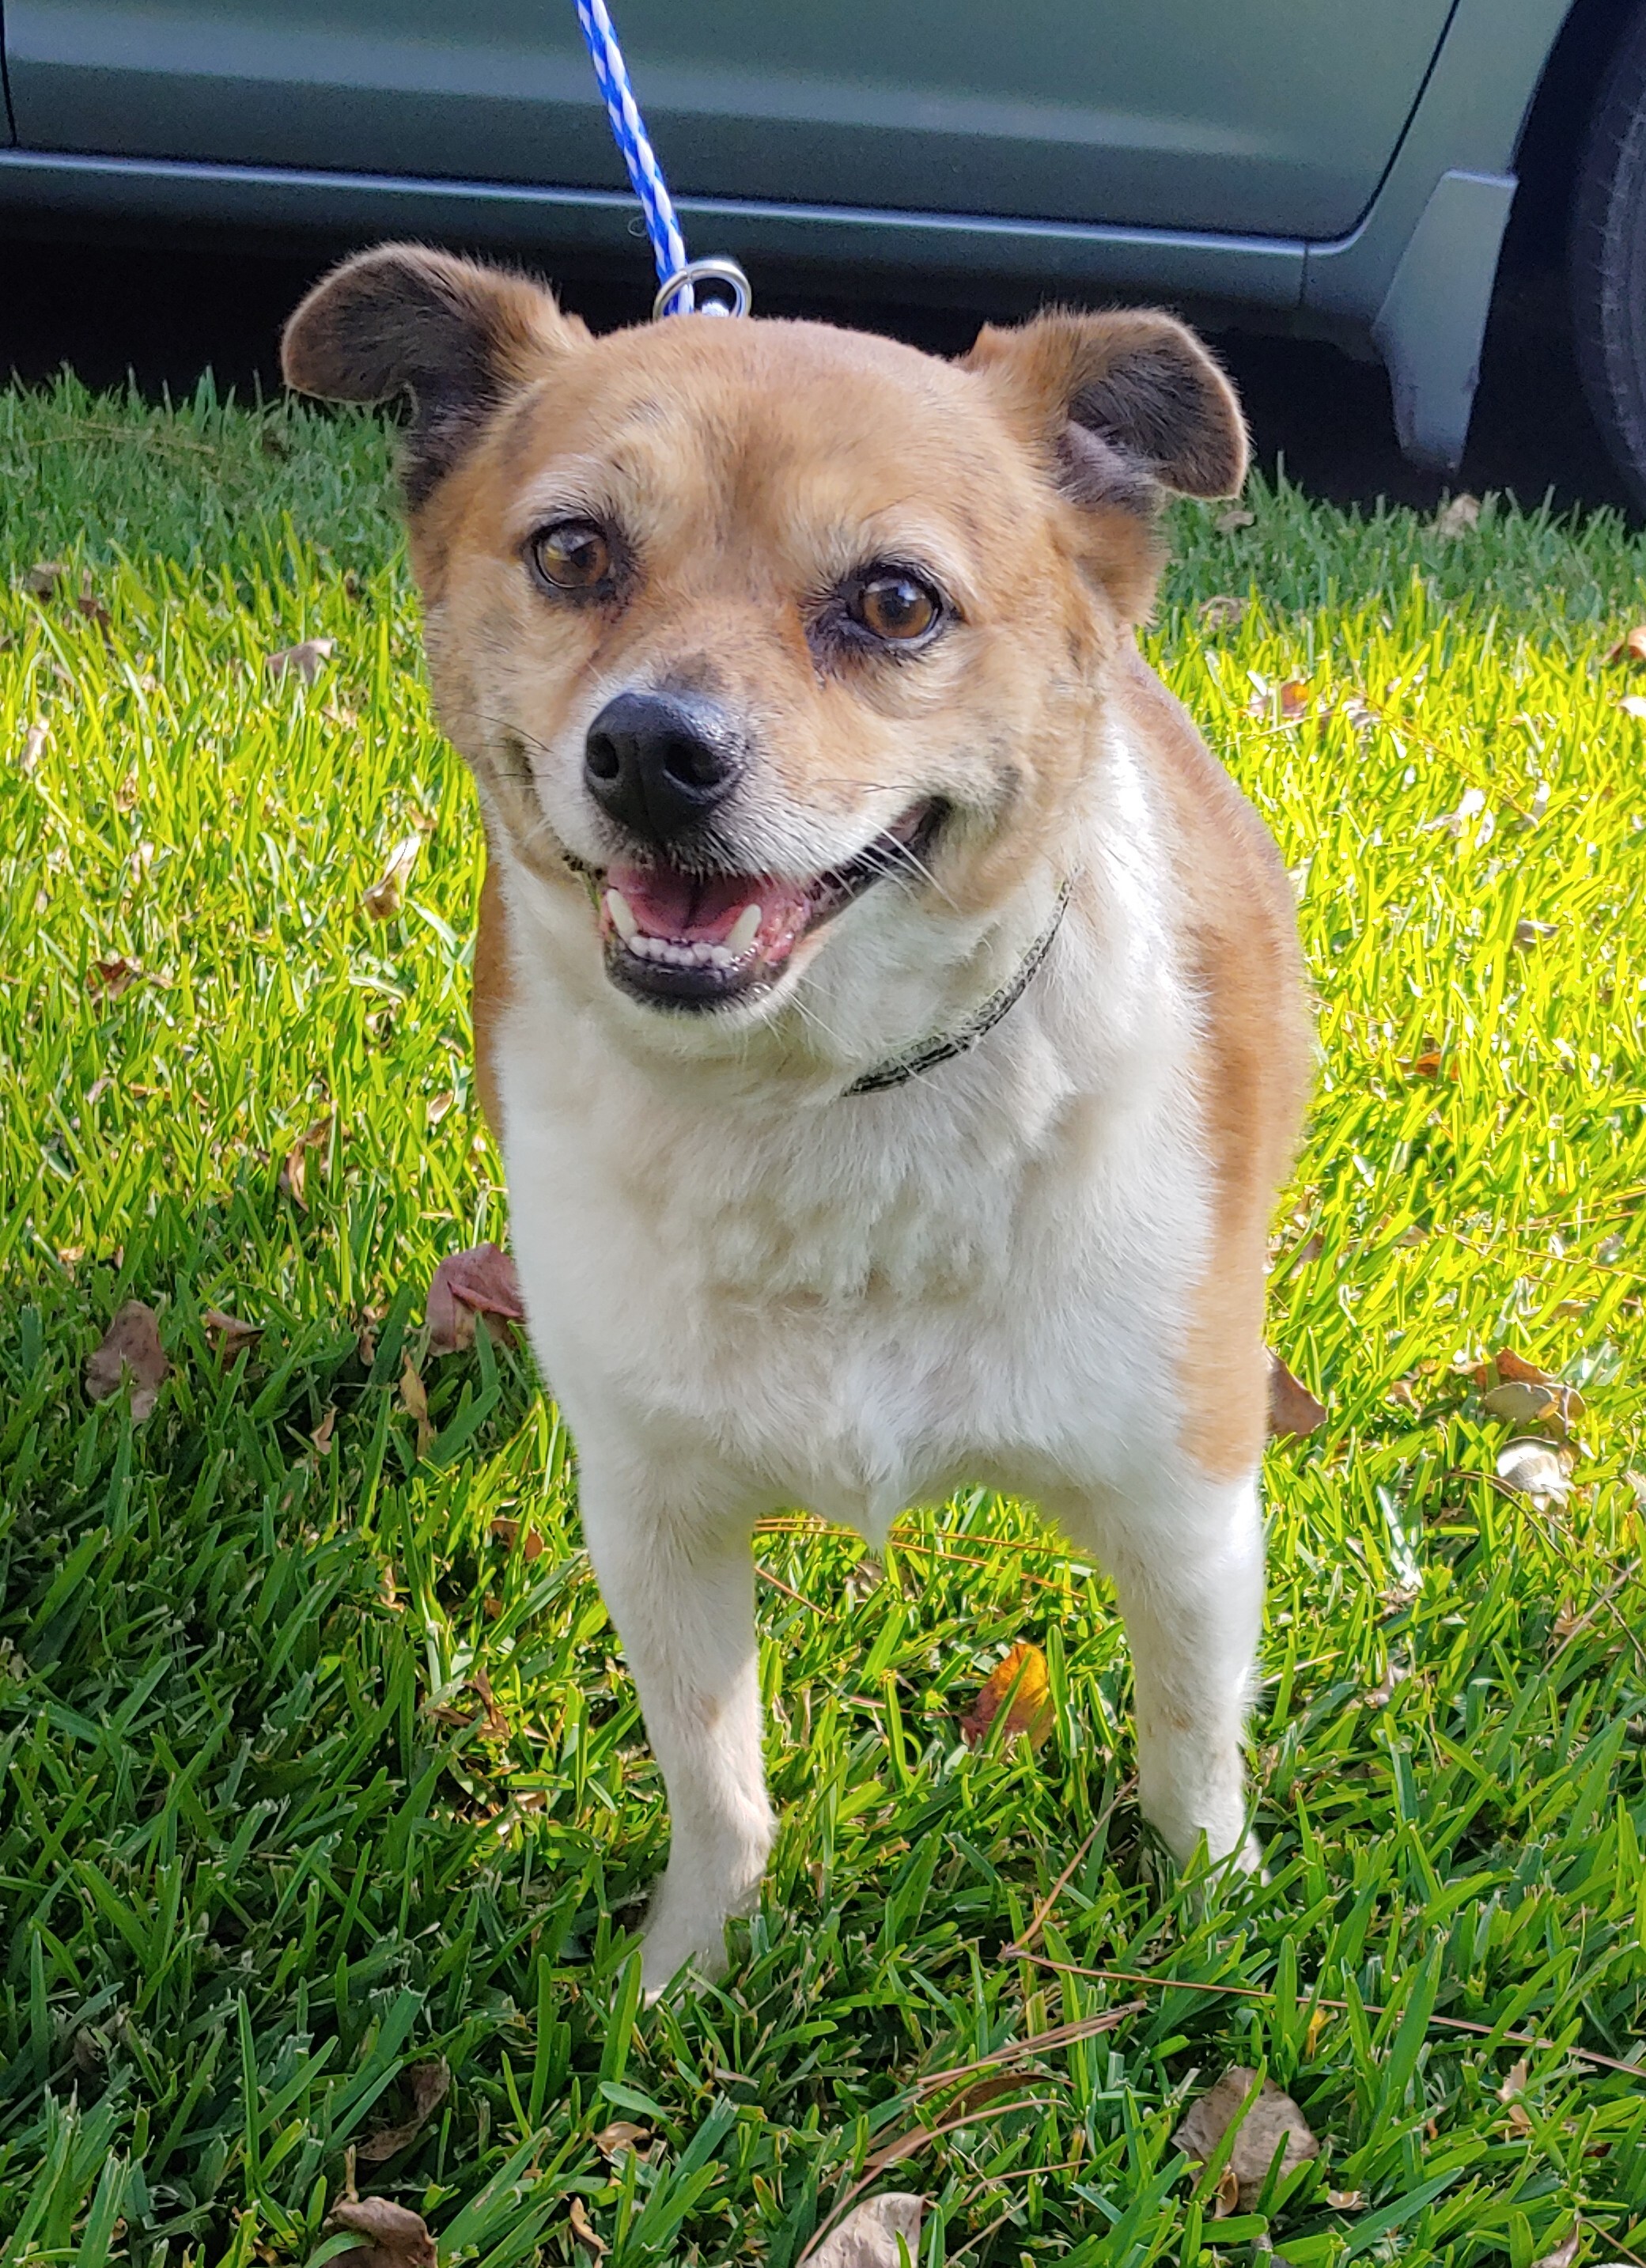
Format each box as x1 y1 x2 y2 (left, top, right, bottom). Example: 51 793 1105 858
499 956 1209 1536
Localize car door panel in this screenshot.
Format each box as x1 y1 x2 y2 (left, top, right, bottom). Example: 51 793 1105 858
6 0 1457 240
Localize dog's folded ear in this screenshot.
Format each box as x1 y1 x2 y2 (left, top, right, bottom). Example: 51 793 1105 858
964 309 1248 511
282 244 583 506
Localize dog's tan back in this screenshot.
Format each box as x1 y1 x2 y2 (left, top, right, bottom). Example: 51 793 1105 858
285 250 1310 1990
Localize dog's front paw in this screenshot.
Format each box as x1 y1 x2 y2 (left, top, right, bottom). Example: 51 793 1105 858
638 1923 722 2003
1143 1800 1266 1887
638 1881 736 2003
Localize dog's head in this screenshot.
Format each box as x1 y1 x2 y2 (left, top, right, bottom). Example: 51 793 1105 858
283 248 1244 1059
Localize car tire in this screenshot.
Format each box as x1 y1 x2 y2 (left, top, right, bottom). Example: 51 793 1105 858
1571 2 1646 511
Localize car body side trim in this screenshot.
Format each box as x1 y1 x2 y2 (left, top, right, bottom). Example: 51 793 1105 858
1370 168 1517 470
0 146 1308 309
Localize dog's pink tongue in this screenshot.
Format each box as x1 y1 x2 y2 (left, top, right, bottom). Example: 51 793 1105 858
607 861 811 951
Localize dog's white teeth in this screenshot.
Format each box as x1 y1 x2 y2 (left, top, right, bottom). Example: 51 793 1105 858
612 922 746 975
725 903 762 956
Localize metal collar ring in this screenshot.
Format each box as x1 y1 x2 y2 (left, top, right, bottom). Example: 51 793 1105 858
653 257 754 320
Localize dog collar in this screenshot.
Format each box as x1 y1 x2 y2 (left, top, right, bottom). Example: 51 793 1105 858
844 878 1075 1098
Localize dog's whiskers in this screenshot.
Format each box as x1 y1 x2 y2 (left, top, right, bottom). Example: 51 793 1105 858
857 835 959 911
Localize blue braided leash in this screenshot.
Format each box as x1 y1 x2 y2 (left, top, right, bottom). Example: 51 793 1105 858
573 0 751 320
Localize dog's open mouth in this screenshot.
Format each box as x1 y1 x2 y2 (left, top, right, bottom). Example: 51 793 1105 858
596 801 940 1009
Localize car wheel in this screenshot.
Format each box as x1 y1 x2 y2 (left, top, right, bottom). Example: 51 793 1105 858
1571 1 1646 512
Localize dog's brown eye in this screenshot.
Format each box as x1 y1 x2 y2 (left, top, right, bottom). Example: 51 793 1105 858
852 572 940 642
530 519 612 593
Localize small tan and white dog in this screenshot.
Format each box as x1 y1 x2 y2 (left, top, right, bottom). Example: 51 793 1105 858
284 247 1311 1996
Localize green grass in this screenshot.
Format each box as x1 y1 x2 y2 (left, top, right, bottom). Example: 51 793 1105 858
2 370 1644 2268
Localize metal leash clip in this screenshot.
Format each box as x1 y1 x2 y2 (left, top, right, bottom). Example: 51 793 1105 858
653 257 753 321
575 0 753 322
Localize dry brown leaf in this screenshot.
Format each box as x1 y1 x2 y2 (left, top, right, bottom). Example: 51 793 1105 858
24 559 67 598
1210 2165 1241 2219
399 1355 435 1457
85 1301 168 1422
491 1517 546 1562
279 1114 333 1211
1485 1348 1562 1389
327 2197 437 2268
426 1242 527 1356
1268 1350 1326 1439
960 1640 1053 1750
266 636 335 686
569 2197 607 2259
939 2073 1042 2121
1277 680 1311 721
75 577 113 636
592 2119 651 2160
1529 2229 1580 2268
1406 1048 1445 1079
1434 492 1481 539
1498 2056 1534 2136
1363 1656 1410 1708
87 956 142 1001
281 1142 308 1210
1198 594 1247 631
805 2195 924 2268
357 2058 452 2164
471 1667 510 1743
1484 1380 1565 1428
202 1306 262 1366
1215 506 1256 533
1326 2189 1365 2211
1604 624 1646 664
312 1407 338 1456
1171 2067 1320 2210
1497 1438 1571 1507
363 835 422 921
1476 1350 1583 1437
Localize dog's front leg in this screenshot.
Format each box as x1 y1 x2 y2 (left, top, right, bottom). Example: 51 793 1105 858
578 1462 774 1997
1069 1475 1266 1874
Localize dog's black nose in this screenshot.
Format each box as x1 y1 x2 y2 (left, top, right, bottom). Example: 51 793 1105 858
583 691 746 842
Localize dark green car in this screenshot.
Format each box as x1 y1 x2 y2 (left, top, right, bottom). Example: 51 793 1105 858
7 0 1646 500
